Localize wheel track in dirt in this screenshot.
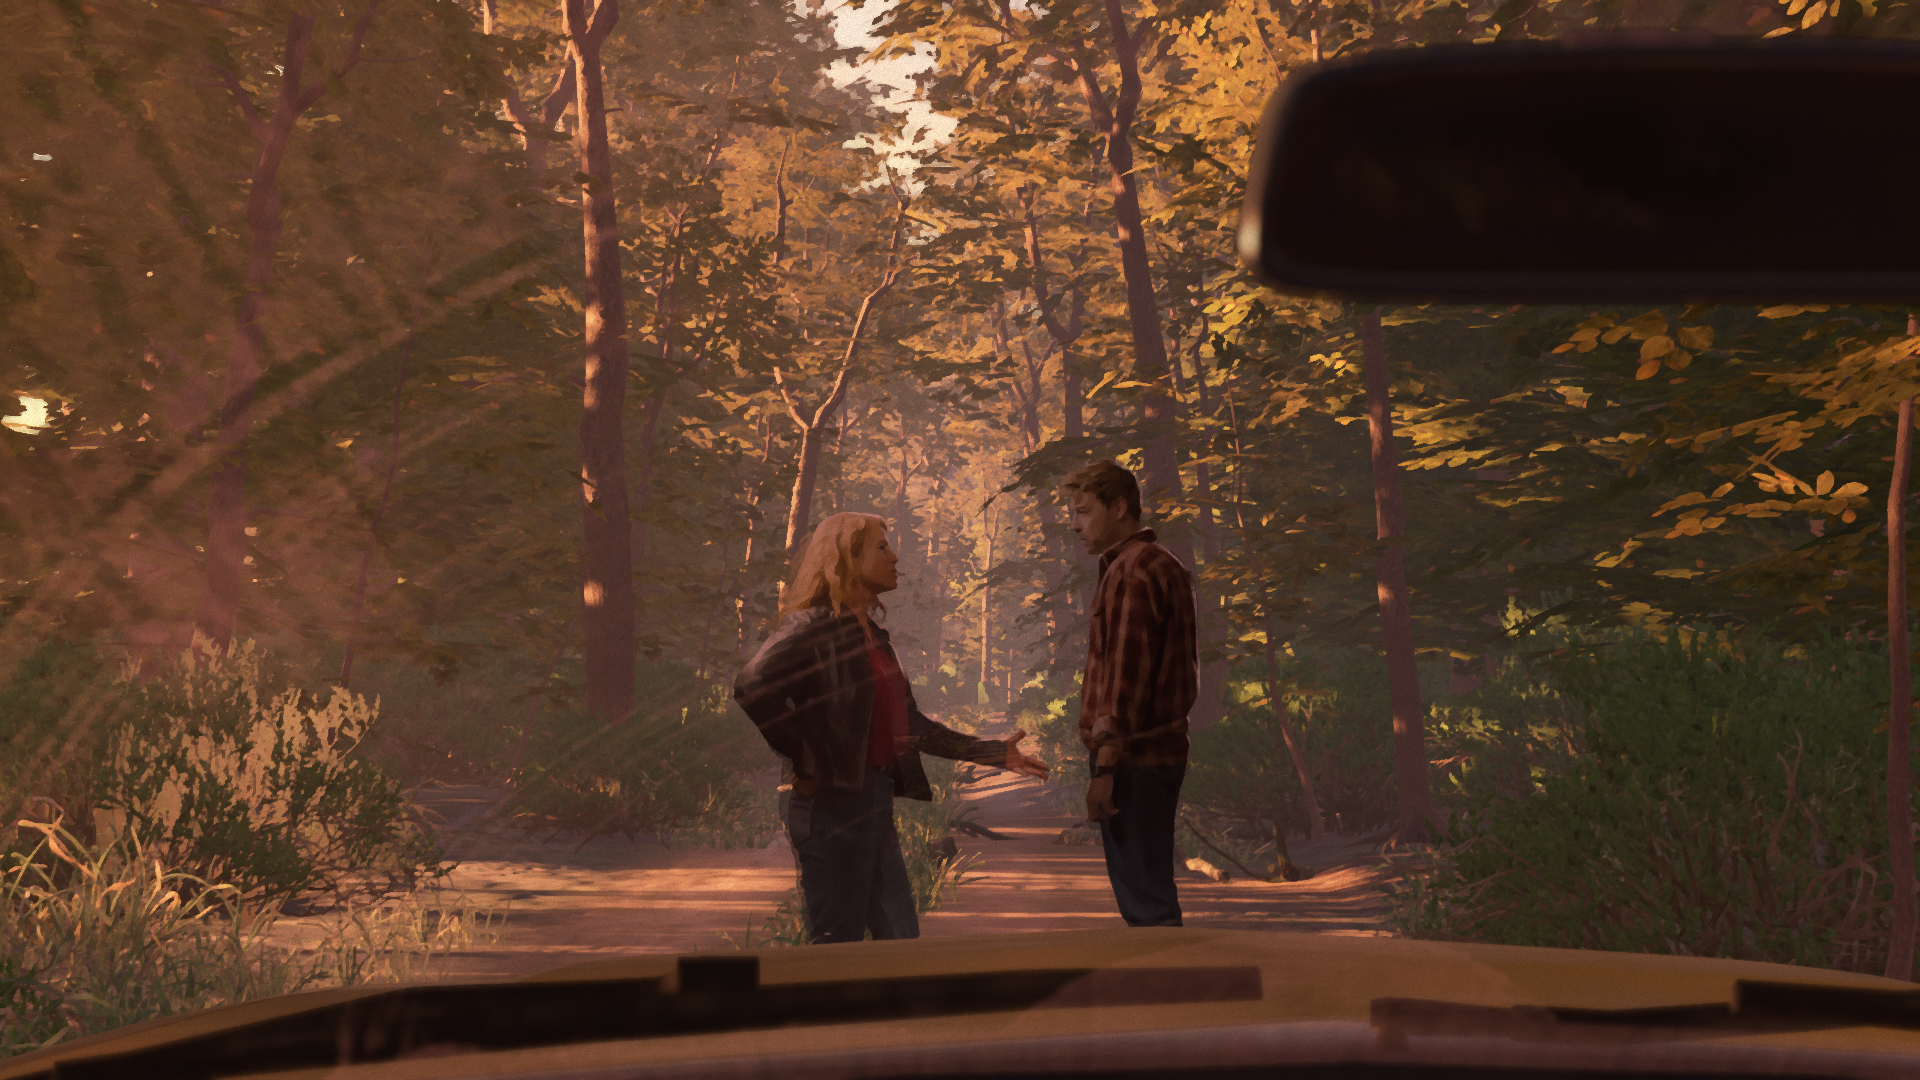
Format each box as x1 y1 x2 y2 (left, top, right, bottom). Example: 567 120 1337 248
306 772 1401 982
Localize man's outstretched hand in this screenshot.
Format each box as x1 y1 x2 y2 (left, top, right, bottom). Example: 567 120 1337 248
1002 729 1050 780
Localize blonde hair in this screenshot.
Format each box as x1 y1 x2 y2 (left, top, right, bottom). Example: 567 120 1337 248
780 512 888 622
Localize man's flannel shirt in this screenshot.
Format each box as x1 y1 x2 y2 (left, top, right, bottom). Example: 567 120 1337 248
1078 529 1197 767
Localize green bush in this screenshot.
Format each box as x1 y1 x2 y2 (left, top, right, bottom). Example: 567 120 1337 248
504 660 771 845
0 633 439 905
0 634 129 848
91 637 441 904
1399 629 1912 974
1183 651 1455 840
1009 670 1085 773
350 656 536 785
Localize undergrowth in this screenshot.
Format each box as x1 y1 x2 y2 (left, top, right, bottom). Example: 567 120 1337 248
1387 628 1915 975
0 819 498 1058
719 760 983 948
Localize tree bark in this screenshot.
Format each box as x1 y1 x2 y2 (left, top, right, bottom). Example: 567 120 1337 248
1886 363 1917 981
1069 0 1180 513
1265 612 1328 842
1182 328 1227 731
779 190 910 552
565 0 636 725
1361 307 1431 846
979 507 996 699
1059 5 1213 725
195 7 378 649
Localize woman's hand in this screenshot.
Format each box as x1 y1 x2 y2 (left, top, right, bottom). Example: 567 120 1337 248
1001 729 1050 780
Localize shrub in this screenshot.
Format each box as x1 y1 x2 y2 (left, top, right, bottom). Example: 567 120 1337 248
504 660 771 846
1397 629 1912 974
1009 670 1085 773
896 757 984 914
1182 651 1455 841
93 637 441 904
0 634 130 849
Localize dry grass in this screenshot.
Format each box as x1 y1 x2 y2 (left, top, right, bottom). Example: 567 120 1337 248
0 818 500 1058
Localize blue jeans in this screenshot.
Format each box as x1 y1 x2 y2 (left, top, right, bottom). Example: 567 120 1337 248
787 768 918 944
1094 753 1185 927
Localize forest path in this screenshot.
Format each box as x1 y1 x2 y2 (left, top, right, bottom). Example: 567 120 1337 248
313 765 1401 982
923 769 1400 940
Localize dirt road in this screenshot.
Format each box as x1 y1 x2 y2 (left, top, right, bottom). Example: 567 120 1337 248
371 773 1399 982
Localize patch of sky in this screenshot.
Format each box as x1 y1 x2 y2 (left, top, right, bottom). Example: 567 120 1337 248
817 0 955 176
4 396 50 434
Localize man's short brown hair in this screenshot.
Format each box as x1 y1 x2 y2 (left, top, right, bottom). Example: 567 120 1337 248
1060 460 1141 521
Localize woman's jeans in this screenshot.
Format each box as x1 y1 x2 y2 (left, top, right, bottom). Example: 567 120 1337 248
1093 753 1186 927
786 768 918 944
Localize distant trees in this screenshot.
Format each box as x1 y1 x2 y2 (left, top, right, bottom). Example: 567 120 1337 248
11 0 1920 928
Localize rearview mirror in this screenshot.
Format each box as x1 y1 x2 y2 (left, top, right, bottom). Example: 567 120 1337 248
1238 39 1920 303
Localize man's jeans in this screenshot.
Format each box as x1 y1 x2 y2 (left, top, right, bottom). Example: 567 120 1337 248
787 768 918 944
1094 753 1186 927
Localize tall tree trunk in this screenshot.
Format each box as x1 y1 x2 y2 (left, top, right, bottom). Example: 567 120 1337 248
1265 613 1327 843
565 0 635 725
1069 0 1180 514
928 525 944 676
782 393 839 553
1063 219 1091 442
979 508 996 699
736 421 773 652
1061 4 1205 721
1181 327 1227 731
1362 308 1431 846
1887 353 1917 980
1015 188 1085 664
195 8 377 649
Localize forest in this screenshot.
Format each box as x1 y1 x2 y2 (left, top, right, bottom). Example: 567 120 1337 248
7 0 1920 1050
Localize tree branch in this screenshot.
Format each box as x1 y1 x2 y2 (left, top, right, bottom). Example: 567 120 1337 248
1017 185 1078 347
540 65 576 127
1103 0 1142 135
585 0 619 47
771 368 807 430
203 64 267 139
331 0 382 81
1069 42 1115 133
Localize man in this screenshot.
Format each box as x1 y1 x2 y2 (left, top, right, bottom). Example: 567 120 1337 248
1061 459 1197 927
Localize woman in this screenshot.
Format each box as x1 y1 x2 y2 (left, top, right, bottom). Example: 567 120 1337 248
733 512 1049 944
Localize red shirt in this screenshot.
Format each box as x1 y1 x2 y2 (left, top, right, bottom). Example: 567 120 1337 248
866 638 911 767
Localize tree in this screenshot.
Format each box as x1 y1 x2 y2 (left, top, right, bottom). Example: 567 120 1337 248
777 181 913 552
561 0 637 724
1361 309 1431 845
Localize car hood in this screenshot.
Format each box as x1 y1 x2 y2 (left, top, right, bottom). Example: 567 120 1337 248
6 928 1920 1079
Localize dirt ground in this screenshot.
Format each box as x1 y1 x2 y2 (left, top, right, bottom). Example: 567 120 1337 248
328 768 1404 983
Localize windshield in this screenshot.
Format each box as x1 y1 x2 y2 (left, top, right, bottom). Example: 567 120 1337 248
3 0 1917 1063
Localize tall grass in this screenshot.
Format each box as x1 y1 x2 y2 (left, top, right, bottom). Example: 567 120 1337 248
721 759 982 948
0 819 497 1058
